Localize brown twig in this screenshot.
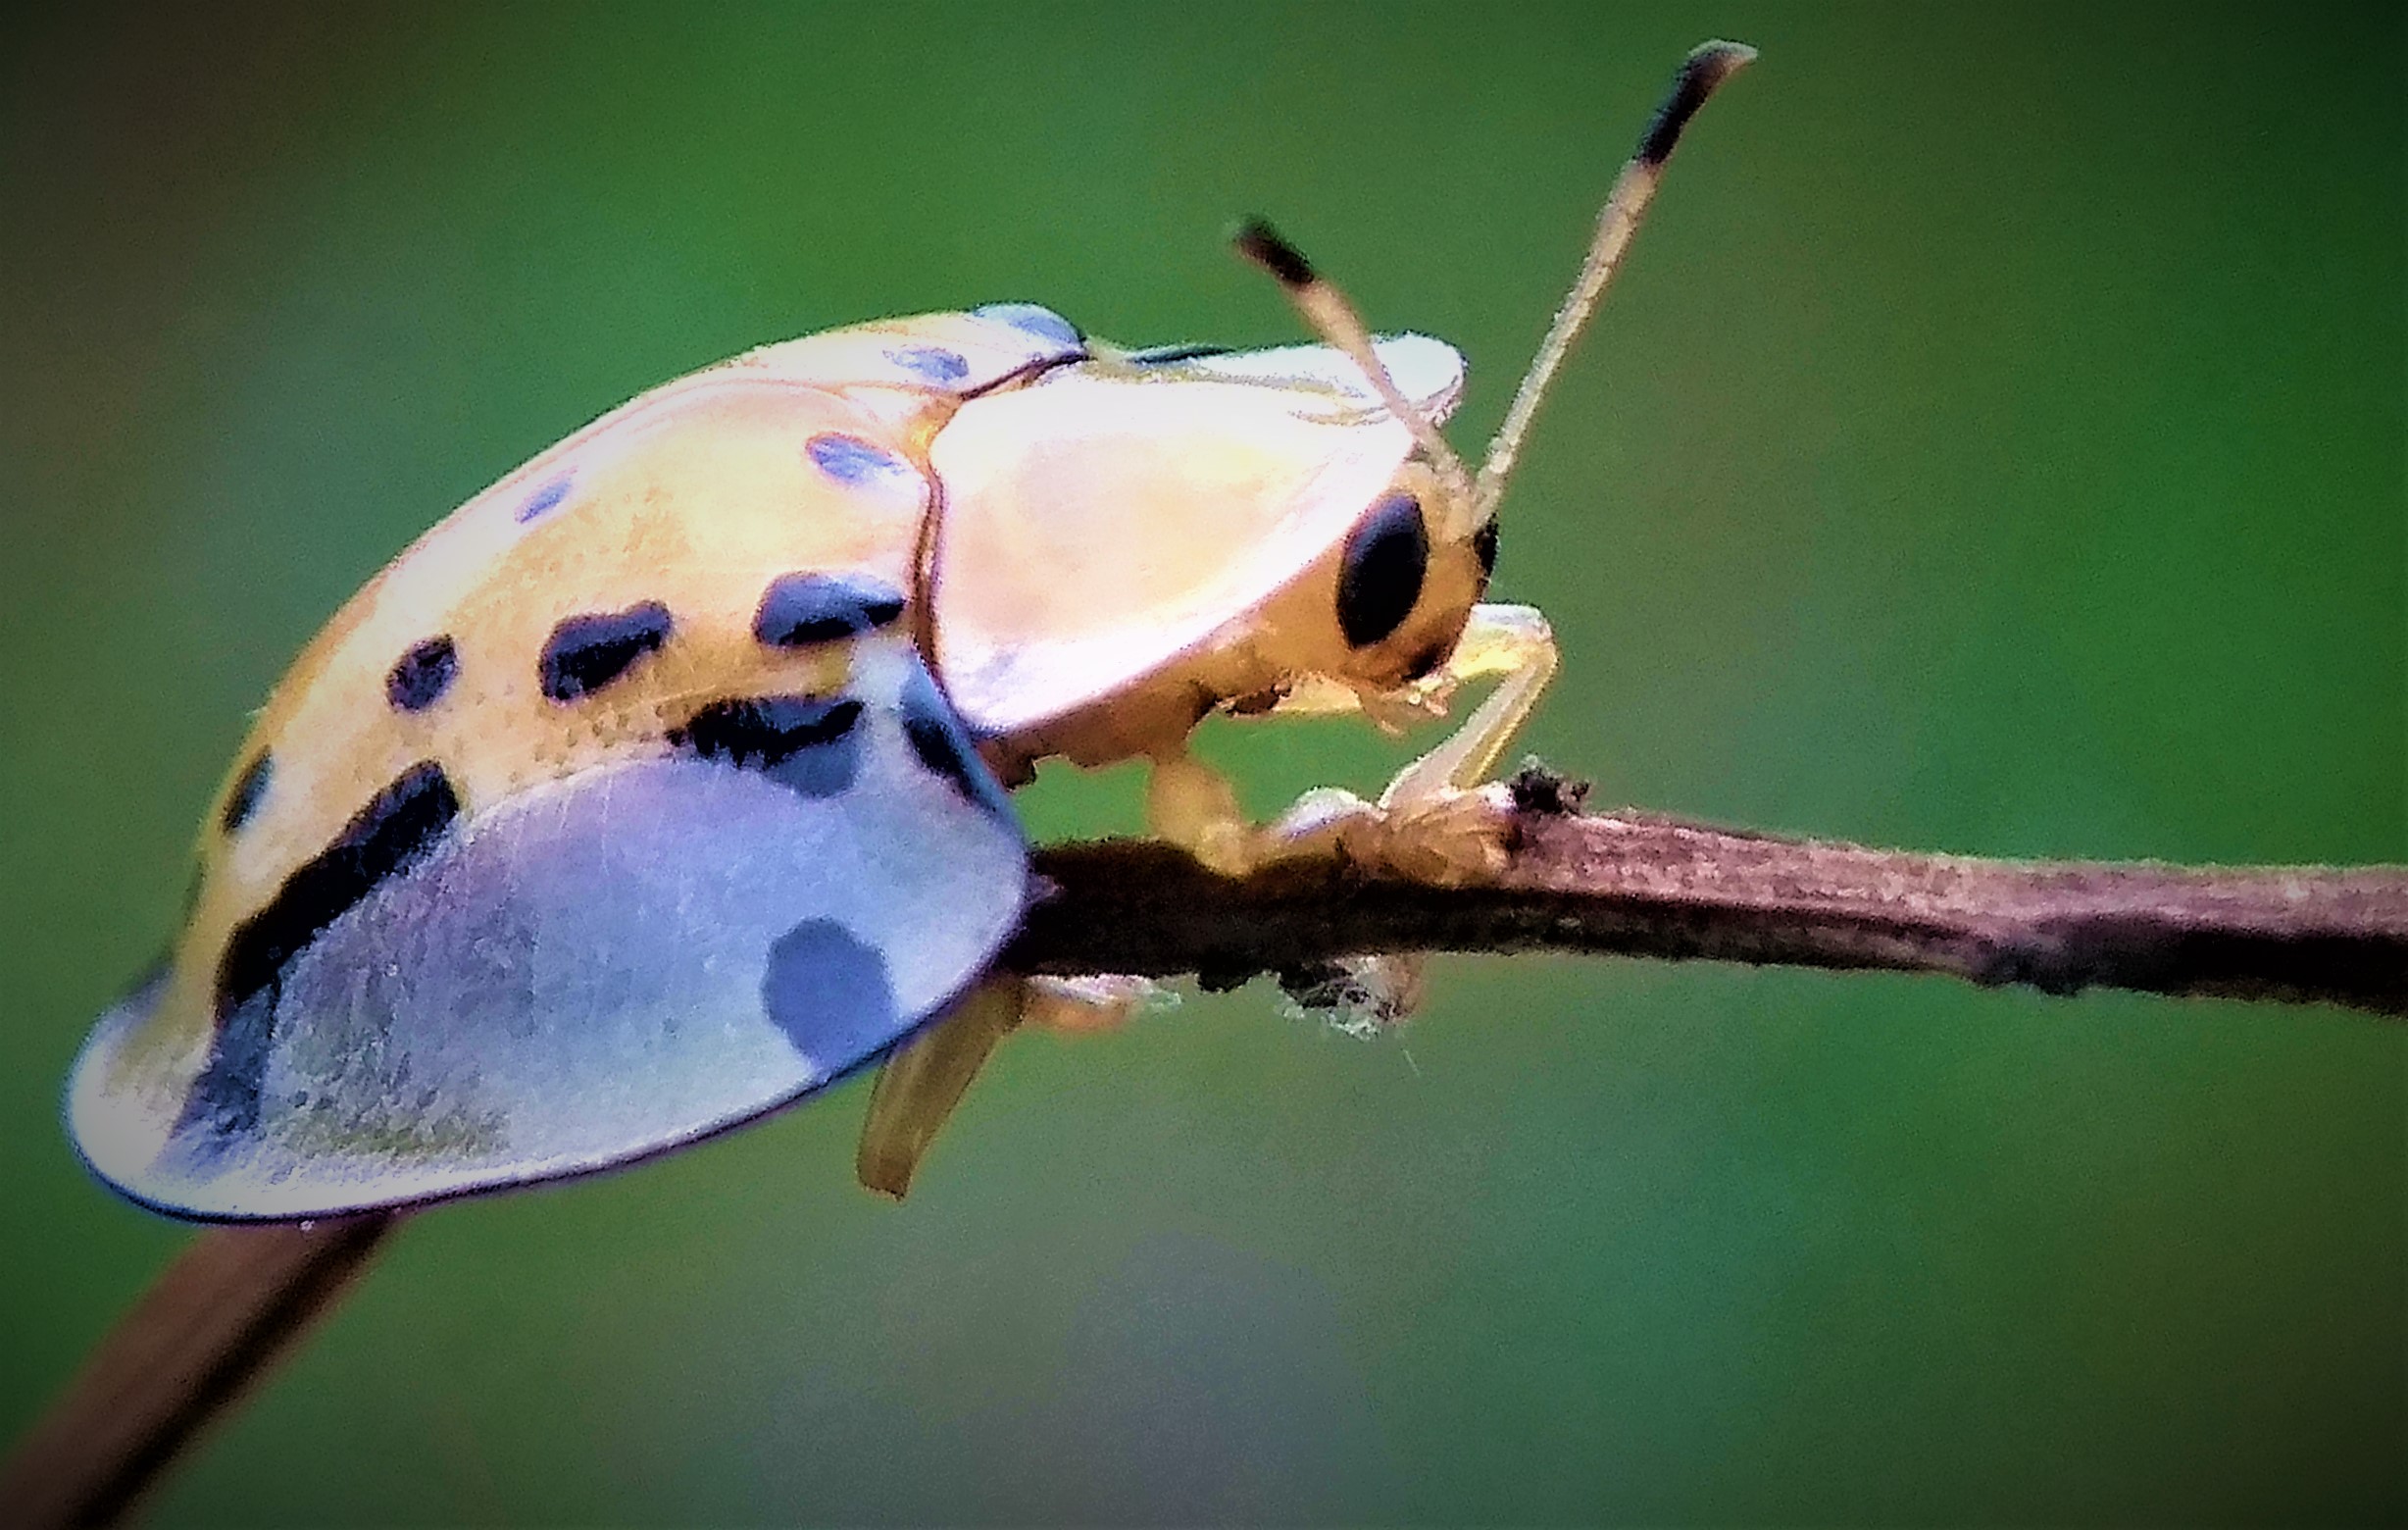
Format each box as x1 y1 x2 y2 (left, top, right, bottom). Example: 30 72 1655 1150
9 796 2402 1527
1012 789 2408 1016
1 1213 397 1528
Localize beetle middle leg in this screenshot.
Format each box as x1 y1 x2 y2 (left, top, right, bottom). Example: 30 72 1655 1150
1147 602 1559 883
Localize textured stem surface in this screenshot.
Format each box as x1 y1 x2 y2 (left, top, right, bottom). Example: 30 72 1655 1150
1014 801 2408 1016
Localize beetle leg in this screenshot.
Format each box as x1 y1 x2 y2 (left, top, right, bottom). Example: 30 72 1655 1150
1139 607 1555 1032
1269 604 1558 884
1147 752 1388 876
857 973 1025 1199
1243 603 1554 737
1358 602 1558 884
1265 603 1558 791
1151 605 1558 884
1024 974 1158 1033
1375 603 1559 805
855 972 1155 1199
1145 752 1260 876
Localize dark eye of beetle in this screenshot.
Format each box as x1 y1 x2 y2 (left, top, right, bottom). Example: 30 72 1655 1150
1336 493 1430 647
1471 518 1500 578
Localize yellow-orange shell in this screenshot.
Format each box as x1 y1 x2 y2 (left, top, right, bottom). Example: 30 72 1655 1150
155 311 1076 1073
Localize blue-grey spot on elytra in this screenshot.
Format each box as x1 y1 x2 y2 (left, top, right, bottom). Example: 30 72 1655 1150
516 474 574 524
386 635 457 713
672 694 865 799
760 917 901 1071
222 752 273 834
806 433 913 488
539 601 672 702
969 303 1082 349
883 344 971 384
898 661 1015 822
189 761 460 1137
753 572 907 648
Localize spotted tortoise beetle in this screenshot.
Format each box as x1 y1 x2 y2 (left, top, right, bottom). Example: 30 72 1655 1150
68 44 1752 1219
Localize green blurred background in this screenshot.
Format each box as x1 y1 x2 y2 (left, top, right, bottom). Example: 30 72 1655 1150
3 1 2400 1522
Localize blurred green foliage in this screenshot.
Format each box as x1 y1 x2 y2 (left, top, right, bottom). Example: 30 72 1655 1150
2 2 2399 1523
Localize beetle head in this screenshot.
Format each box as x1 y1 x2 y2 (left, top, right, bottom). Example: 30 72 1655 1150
1231 40 1754 696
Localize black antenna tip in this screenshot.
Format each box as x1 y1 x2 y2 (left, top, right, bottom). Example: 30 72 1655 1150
1635 39 1756 169
1230 218 1317 288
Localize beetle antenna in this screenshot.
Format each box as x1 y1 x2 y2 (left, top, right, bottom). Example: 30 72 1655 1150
1473 39 1755 524
1232 218 1479 517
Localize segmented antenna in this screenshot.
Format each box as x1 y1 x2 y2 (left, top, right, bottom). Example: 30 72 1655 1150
1231 219 1478 515
1230 40 1754 536
1475 40 1755 521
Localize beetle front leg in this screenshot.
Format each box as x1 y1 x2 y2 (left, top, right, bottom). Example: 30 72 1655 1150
1258 603 1556 742
1376 602 1559 807
1146 604 1559 883
1266 603 1559 884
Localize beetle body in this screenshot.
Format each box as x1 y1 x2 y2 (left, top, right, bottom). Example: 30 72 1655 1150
69 304 1486 1219
69 39 1752 1220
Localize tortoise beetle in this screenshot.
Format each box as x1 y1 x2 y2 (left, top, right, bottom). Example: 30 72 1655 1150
68 44 1752 1218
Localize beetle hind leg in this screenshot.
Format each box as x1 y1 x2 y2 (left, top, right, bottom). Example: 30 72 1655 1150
857 975 1027 1199
857 973 1155 1198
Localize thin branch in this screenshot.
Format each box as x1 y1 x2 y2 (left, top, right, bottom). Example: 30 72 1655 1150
0 1214 396 1528
1012 788 2408 1017
9 793 2403 1527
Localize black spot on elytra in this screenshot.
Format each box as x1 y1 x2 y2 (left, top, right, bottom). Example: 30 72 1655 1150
673 695 865 799
386 636 458 713
1336 493 1429 647
539 602 672 702
1471 518 1500 579
221 752 273 834
898 663 1014 821
184 761 461 1137
1127 341 1236 366
752 573 906 648
760 917 900 1070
